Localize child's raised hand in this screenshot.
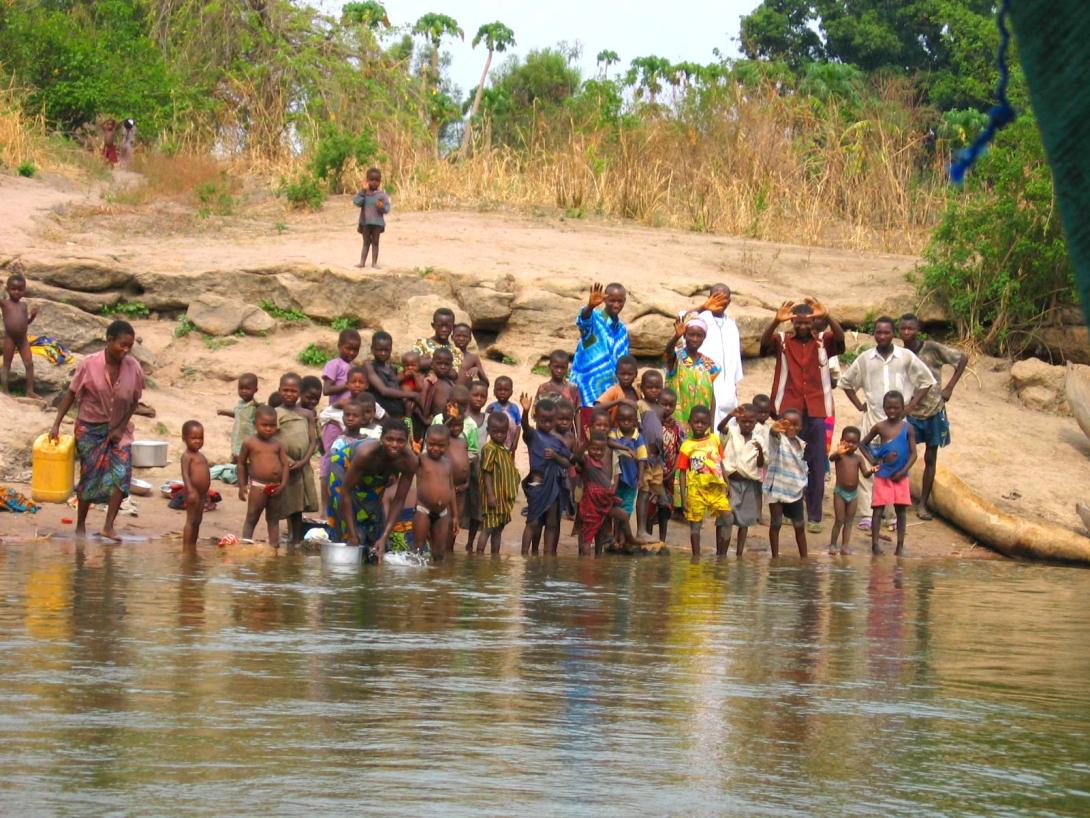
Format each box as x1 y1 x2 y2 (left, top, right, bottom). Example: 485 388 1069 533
672 317 686 339
519 392 532 413
836 441 855 456
771 418 791 434
804 296 828 318
774 300 796 323
587 282 606 309
445 401 461 418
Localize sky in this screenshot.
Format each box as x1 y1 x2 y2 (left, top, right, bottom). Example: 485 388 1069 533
322 0 762 99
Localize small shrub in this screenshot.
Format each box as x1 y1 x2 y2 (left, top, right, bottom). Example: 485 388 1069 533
154 422 170 436
17 161 36 178
280 174 325 210
102 300 150 319
202 335 236 351
195 175 237 216
174 315 196 337
531 363 550 377
331 315 360 331
274 221 288 234
298 342 334 367
259 299 308 322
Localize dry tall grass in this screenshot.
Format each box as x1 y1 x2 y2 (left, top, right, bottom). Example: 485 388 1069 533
0 83 47 169
382 82 947 254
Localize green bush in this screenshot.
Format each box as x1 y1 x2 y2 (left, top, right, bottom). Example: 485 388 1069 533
194 175 237 216
309 123 379 193
331 316 360 331
102 300 150 319
174 315 196 337
920 113 1075 355
298 342 334 367
16 161 36 178
259 299 308 322
280 174 325 210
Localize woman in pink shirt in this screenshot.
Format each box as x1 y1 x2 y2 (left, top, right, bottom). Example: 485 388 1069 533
50 320 145 541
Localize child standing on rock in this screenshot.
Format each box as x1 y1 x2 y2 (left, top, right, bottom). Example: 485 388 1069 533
1 272 39 398
354 167 391 269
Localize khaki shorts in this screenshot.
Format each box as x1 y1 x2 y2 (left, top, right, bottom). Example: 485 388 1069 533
639 462 665 493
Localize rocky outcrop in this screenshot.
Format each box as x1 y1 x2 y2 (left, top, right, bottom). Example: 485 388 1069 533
187 292 273 337
1010 358 1070 414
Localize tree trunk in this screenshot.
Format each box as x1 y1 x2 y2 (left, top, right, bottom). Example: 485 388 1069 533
460 49 493 157
430 42 441 156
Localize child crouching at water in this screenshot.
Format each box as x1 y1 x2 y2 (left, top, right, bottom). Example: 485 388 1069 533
577 431 638 555
239 406 290 546
828 426 875 555
860 391 917 556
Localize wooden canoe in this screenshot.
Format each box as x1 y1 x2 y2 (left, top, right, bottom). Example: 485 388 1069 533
913 465 1090 564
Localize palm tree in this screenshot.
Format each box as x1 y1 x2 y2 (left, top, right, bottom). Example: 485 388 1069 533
596 49 619 78
411 12 464 101
341 1 390 29
460 21 515 154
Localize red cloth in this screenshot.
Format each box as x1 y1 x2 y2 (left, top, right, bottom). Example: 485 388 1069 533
769 330 841 418
579 483 619 543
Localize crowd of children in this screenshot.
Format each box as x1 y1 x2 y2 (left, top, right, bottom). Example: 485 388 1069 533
163 305 917 560
4 247 932 558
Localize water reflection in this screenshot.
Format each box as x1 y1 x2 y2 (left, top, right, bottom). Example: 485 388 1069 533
1 544 1089 817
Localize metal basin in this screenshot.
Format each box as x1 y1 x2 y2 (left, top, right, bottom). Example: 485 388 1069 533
321 542 362 566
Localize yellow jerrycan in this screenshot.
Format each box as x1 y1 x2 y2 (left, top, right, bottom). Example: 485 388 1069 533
32 433 76 503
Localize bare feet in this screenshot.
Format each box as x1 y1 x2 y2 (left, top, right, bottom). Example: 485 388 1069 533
916 503 933 521
25 392 40 400
839 548 851 556
371 264 381 270
871 545 884 555
98 528 121 542
355 263 365 268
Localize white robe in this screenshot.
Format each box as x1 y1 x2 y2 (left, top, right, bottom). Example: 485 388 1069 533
686 309 744 427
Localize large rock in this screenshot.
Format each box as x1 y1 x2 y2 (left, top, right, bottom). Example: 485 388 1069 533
452 275 515 331
240 308 276 335
186 292 255 336
283 268 450 325
26 281 121 313
1010 358 1069 414
32 300 113 352
627 314 672 358
21 258 134 292
1037 326 1090 365
3 354 74 395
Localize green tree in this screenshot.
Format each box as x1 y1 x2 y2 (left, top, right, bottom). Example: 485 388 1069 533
480 49 581 148
596 49 620 77
921 113 1074 354
739 0 1000 109
625 55 674 104
411 12 464 100
460 21 515 155
341 1 389 29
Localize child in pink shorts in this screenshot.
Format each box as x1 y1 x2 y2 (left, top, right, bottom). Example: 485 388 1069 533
861 390 917 556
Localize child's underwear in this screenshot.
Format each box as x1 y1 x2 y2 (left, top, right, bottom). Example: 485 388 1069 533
834 485 859 503
416 504 449 523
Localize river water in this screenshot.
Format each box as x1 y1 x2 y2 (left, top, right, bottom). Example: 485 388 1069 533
1 543 1088 817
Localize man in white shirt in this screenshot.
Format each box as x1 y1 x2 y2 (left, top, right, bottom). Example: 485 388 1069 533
840 316 935 522
679 283 743 428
